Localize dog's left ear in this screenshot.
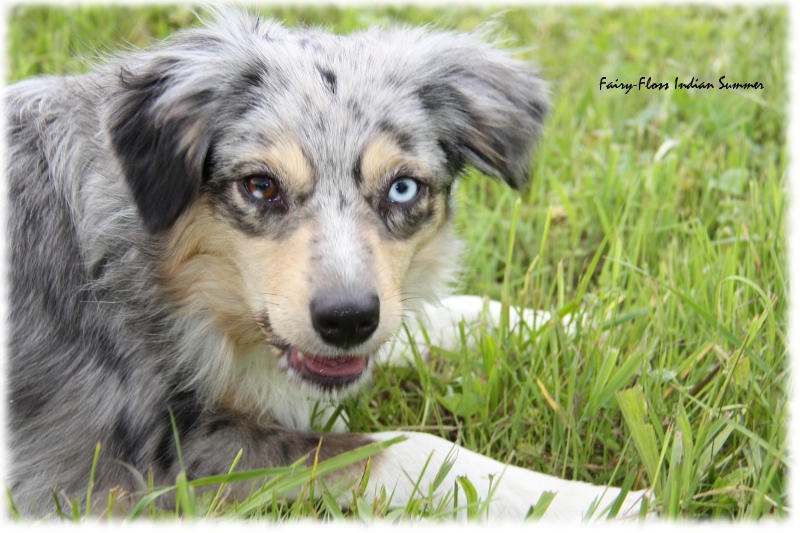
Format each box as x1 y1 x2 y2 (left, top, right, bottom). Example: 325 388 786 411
105 56 220 233
416 38 548 189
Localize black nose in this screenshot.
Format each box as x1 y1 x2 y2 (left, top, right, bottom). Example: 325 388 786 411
310 292 380 349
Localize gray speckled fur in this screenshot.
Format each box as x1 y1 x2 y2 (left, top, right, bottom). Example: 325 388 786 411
5 9 547 515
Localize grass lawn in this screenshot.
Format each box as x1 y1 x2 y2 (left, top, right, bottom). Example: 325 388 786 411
6 3 788 522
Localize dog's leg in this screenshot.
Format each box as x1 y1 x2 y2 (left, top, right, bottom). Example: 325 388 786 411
379 295 563 364
365 431 649 522
166 415 647 522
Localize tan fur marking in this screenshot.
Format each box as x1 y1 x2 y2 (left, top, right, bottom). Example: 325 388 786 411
159 199 264 345
264 139 314 195
216 389 268 419
231 138 314 196
430 195 449 232
235 223 315 346
360 134 428 193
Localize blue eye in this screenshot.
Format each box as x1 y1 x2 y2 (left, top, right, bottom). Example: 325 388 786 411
387 177 420 203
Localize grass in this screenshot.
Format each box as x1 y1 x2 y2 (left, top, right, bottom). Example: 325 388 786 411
6 3 788 522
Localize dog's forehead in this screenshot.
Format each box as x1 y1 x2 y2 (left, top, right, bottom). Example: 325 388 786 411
217 29 445 184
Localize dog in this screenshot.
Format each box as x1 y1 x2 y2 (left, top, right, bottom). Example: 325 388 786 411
5 9 648 520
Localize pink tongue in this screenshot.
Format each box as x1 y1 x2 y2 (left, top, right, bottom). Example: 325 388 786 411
300 353 367 378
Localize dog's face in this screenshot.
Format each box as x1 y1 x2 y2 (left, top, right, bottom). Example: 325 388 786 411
104 12 546 402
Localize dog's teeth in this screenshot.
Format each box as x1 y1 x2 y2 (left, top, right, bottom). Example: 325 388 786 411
296 351 304 361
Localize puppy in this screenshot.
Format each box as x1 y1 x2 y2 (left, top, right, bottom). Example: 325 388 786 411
5 9 647 520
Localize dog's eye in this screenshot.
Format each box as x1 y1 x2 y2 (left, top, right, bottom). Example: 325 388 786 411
386 177 420 204
243 176 281 202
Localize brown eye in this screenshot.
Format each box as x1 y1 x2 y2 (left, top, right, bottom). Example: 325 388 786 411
243 176 280 202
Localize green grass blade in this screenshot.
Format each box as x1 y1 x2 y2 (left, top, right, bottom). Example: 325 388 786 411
616 386 660 490
526 491 556 520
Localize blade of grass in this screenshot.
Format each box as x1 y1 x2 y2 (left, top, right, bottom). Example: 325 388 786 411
616 386 660 492
85 441 101 519
500 198 522 344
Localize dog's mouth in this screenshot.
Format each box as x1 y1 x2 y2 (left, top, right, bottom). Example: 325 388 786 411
286 348 368 388
267 336 369 388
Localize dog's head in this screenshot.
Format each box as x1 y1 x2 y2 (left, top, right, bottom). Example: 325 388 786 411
104 11 547 402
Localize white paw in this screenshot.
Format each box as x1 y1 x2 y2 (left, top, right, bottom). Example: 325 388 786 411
378 296 565 366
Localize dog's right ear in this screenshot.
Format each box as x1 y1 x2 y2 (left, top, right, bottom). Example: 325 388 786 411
106 56 220 234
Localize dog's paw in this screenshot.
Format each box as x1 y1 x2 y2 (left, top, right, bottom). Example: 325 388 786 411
377 296 561 366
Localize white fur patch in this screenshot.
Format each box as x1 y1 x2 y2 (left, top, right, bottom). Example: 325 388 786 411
366 431 650 522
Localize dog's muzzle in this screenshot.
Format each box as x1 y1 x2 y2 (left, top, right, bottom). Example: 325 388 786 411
271 290 380 389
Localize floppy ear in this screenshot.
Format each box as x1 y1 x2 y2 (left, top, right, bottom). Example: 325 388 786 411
106 56 220 233
415 39 548 189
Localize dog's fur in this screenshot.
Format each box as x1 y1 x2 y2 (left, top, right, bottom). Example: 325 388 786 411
5 10 647 520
